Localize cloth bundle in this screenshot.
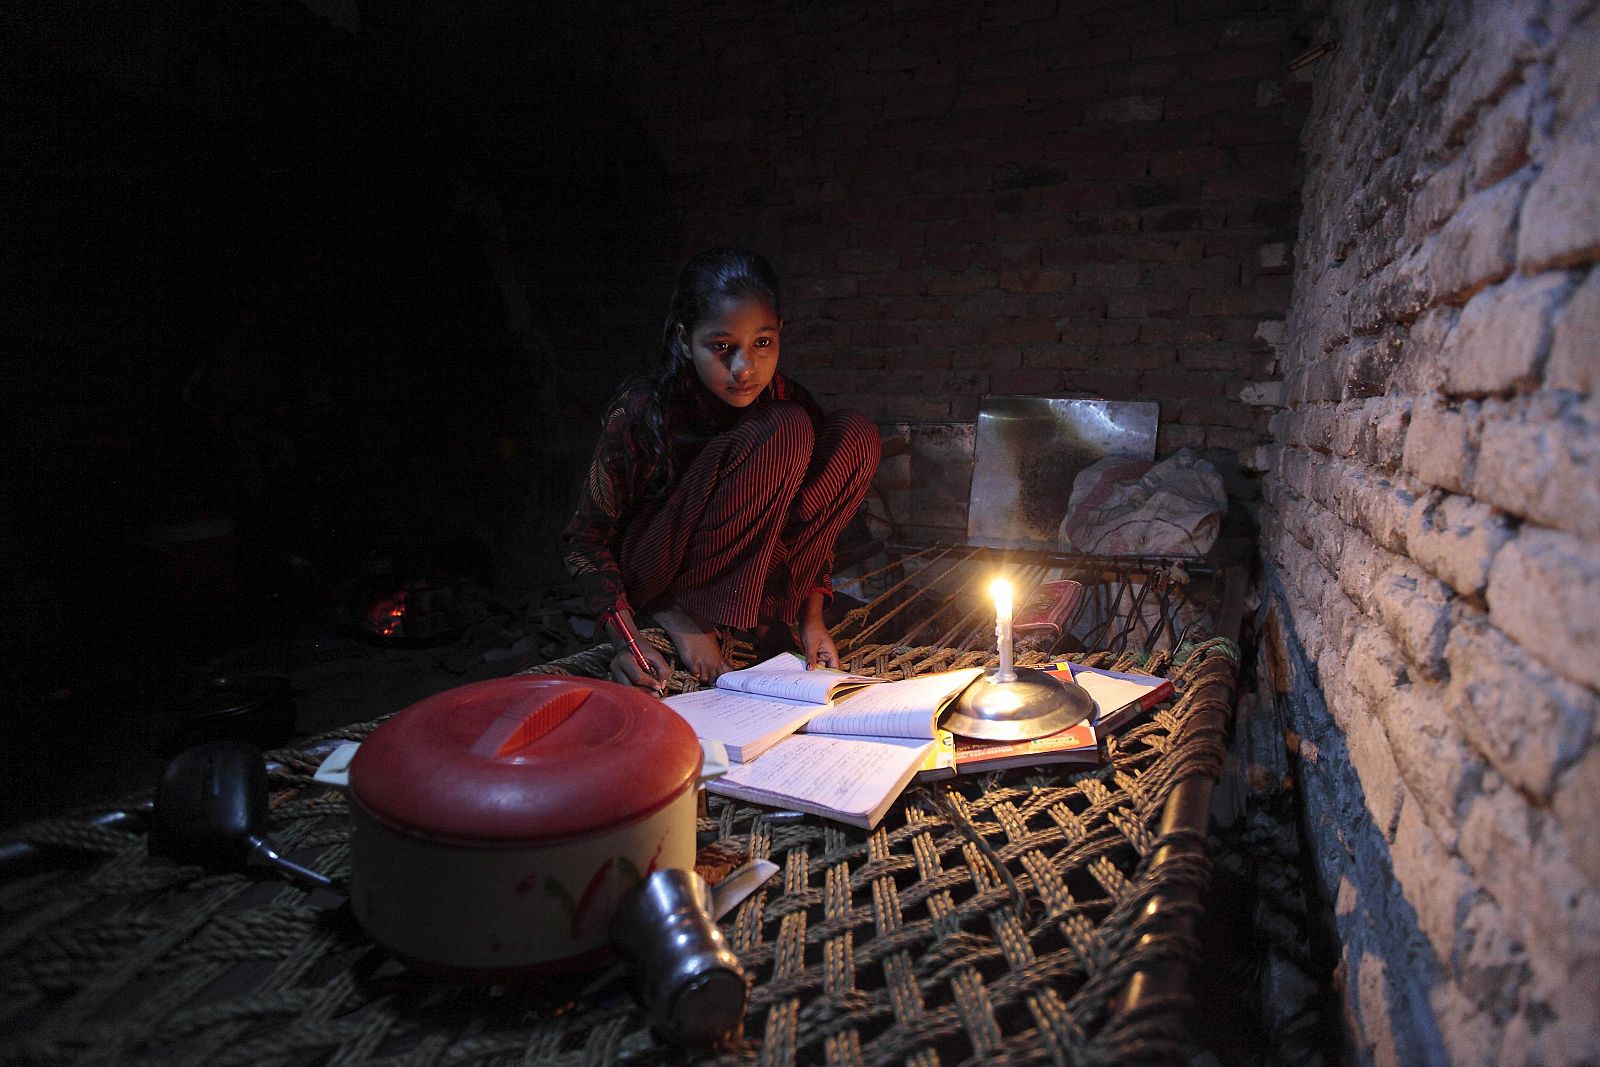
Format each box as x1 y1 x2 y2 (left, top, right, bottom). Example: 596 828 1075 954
1057 449 1228 557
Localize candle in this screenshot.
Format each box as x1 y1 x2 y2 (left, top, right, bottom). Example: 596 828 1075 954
990 577 1016 683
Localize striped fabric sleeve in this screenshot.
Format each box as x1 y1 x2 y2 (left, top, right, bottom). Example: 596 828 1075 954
562 396 639 618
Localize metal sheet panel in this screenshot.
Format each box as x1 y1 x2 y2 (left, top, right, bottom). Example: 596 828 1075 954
966 396 1158 549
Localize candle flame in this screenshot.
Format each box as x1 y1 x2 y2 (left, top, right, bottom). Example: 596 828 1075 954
989 578 1012 616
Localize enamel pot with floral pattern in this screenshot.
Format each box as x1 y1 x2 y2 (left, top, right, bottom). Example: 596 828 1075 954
348 675 701 977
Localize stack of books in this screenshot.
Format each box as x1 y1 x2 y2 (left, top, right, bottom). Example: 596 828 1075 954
664 654 1173 829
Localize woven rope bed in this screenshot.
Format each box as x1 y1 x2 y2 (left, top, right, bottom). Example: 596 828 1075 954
0 622 1235 1067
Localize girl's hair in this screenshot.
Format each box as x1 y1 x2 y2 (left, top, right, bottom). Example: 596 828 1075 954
631 247 782 498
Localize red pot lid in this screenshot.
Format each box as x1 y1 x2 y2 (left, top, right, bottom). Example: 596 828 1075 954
350 675 701 845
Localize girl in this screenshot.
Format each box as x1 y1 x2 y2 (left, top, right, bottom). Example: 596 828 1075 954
563 248 880 692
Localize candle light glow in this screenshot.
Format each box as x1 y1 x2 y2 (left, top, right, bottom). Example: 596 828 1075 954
990 577 1016 683
989 578 1012 625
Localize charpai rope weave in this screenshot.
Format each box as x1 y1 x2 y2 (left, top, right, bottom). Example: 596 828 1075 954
0 638 1234 1066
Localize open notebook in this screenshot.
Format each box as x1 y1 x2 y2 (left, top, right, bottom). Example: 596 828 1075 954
675 658 985 829
660 653 879 761
664 654 980 762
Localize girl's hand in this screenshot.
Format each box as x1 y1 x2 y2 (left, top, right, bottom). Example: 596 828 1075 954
608 643 673 695
799 594 838 670
602 607 672 695
800 621 840 670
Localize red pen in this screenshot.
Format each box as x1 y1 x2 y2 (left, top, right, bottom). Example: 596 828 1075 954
600 609 662 692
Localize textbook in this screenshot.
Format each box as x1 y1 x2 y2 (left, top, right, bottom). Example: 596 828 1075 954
948 719 1099 774
665 655 982 762
916 720 1098 781
662 653 882 762
1039 662 1174 733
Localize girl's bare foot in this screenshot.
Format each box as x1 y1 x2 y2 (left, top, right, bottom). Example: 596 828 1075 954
653 605 729 683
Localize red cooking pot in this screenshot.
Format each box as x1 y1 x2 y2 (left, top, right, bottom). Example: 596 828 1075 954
348 675 702 976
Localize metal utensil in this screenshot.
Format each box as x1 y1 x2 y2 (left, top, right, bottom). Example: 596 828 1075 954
610 869 747 1048
944 666 1095 741
149 739 332 889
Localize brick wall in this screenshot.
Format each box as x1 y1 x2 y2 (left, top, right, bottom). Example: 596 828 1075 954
1258 0 1600 1061
601 0 1304 463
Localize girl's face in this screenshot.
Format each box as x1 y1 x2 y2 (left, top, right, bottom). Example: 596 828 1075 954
683 294 781 408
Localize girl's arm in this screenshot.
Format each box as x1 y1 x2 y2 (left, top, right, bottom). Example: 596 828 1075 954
562 397 639 624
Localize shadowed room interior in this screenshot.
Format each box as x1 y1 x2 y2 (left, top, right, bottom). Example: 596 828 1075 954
3 0 1597 1063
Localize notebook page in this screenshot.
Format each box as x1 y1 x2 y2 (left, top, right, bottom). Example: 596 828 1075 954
710 734 932 826
716 652 880 704
1070 669 1163 712
662 689 821 762
806 667 984 738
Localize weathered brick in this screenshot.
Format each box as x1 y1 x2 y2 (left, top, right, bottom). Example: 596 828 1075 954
1425 176 1526 305
1368 258 1433 340
1083 94 1163 124
1453 892 1531 1023
1156 421 1206 452
1444 605 1596 799
1370 566 1452 680
1475 393 1600 541
1394 304 1457 396
1404 491 1512 597
1287 405 1336 453
1130 24 1218 59
1391 801 1475 969
1487 524 1600 691
1254 318 1287 350
1428 983 1506 1067
1357 395 1413 473
1405 154 1468 246
1329 401 1371 459
1499 949 1600 1067
1457 784 1600 979
1517 105 1600 273
1240 380 1284 406
984 318 1057 345
1401 396 1480 493
1343 696 1406 839
1346 624 1411 705
1178 396 1257 427
915 321 984 347
1105 290 1187 319
1437 2 1539 144
1204 424 1267 450
1467 83 1531 190
885 394 953 420
1376 682 1484 850
1353 951 1402 1067
1547 265 1600 395
1548 4 1600 125
1550 747 1600 886
1331 460 1417 555
1443 272 1573 396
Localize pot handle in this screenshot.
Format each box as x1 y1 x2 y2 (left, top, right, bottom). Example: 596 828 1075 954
468 686 591 759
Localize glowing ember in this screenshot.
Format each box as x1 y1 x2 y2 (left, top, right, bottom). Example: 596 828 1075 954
366 591 408 638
